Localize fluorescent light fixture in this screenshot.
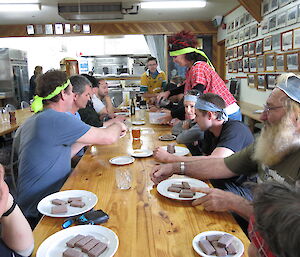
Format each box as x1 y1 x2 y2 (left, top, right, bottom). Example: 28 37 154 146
0 0 40 2
0 3 41 12
140 1 206 9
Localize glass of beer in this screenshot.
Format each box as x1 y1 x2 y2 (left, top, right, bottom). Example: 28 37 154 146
131 127 141 140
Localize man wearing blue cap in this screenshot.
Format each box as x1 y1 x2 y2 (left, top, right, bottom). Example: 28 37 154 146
151 73 300 220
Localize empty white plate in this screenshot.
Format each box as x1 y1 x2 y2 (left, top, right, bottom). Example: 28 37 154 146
131 149 153 158
132 120 145 125
109 156 135 165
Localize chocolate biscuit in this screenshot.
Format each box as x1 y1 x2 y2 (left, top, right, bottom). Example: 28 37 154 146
70 200 85 208
68 197 82 203
66 234 85 248
167 186 182 193
63 248 84 257
198 239 215 255
226 243 238 254
75 235 95 248
218 234 234 248
179 191 194 198
51 198 67 205
81 239 100 253
211 240 228 256
51 204 67 214
182 182 191 189
88 241 107 257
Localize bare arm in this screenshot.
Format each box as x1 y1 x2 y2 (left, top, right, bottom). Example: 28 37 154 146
103 95 115 116
71 143 86 157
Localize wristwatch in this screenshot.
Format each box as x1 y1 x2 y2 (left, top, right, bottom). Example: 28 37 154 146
179 162 185 175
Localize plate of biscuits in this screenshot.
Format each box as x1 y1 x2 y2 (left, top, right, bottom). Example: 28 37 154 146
158 134 176 141
37 190 98 218
157 177 209 201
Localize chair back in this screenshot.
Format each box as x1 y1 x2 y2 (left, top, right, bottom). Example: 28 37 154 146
21 101 30 109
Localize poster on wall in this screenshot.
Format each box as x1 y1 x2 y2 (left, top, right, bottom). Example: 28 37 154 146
26 25 34 35
269 0 279 12
261 19 269 34
45 24 53 34
250 24 258 38
262 0 270 16
249 41 256 55
243 57 249 72
243 43 249 56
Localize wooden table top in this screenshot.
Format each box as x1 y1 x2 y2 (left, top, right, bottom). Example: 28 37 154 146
239 101 263 123
32 118 250 257
0 108 33 136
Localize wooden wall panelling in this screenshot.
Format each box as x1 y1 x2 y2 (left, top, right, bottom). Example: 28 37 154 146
217 39 226 81
238 0 262 22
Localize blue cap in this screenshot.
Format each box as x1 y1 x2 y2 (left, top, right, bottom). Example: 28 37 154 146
277 76 300 104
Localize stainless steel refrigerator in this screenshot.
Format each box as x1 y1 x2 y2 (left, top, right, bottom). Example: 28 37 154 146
0 48 29 106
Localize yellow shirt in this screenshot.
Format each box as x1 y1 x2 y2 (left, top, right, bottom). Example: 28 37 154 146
140 70 166 94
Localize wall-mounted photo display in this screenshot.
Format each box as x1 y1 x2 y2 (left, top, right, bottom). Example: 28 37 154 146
247 74 256 88
250 24 258 38
257 74 267 91
263 36 272 51
83 24 91 34
287 6 298 25
73 24 81 33
245 13 251 24
35 25 43 35
261 19 269 35
277 12 287 29
275 53 285 71
298 4 300 22
243 43 249 56
256 39 263 55
244 27 250 40
234 32 239 44
279 0 291 7
227 23 232 34
45 24 53 35
272 33 281 50
239 30 245 43
281 30 293 51
229 48 234 59
233 60 238 73
238 46 243 58
249 41 256 55
269 0 279 12
233 47 238 58
243 57 249 72
293 28 300 49
268 14 277 31
262 0 270 16
265 52 276 71
240 14 245 27
257 55 265 72
225 49 229 60
230 34 234 45
238 59 243 72
286 51 299 71
266 74 278 90
228 61 233 73
26 25 34 35
226 37 230 46
249 57 257 72
64 24 71 33
55 24 63 35
234 18 240 30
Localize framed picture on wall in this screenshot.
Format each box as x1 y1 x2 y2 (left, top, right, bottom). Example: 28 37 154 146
298 4 300 22
261 19 269 34
257 75 267 91
287 6 298 25
263 36 272 51
265 52 276 71
248 74 256 88
269 0 279 12
240 14 245 27
35 24 43 35
233 47 238 58
238 46 243 58
243 57 249 72
239 30 245 43
45 24 53 34
244 27 250 40
249 41 256 55
233 60 238 73
243 43 249 56
281 30 293 51
277 12 287 28
228 62 233 73
256 39 263 55
249 57 257 72
286 51 299 71
234 32 239 44
268 15 277 31
245 13 251 24
293 28 300 49
227 23 232 34
275 53 285 71
238 59 243 72
229 48 234 59
272 33 281 50
266 74 278 90
250 24 258 38
235 18 240 30
262 0 270 16
257 55 265 72
279 0 290 7
26 25 34 35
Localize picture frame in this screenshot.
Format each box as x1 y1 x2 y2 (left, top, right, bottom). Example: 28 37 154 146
257 55 265 72
226 37 230 46
275 53 285 71
256 39 263 55
293 28 300 49
240 15 245 28
229 48 234 59
265 52 276 71
266 74 278 90
228 61 233 73
73 24 81 33
243 57 249 72
279 0 290 7
257 74 267 91
263 36 272 51
276 12 287 28
244 27 250 40
83 24 91 34
249 57 257 72
233 47 238 58
227 22 232 34
45 24 53 35
234 32 239 44
281 30 293 51
247 74 256 88
26 25 34 35
233 60 238 73
239 30 245 43
55 24 63 35
286 51 299 72
268 15 277 31
245 13 251 25
261 19 269 35
35 24 43 35
234 18 240 30
272 33 281 51
262 0 270 16
64 24 71 33
238 45 243 58
250 24 258 38
287 6 298 25
298 4 300 22
243 43 249 56
269 0 279 12
238 59 243 72
249 41 256 55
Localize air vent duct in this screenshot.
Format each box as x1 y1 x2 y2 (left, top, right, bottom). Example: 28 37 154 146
58 2 124 20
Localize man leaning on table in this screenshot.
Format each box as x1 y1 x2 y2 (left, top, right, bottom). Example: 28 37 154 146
150 73 300 220
16 70 127 228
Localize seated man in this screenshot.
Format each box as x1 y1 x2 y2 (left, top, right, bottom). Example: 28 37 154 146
248 181 300 257
150 73 300 221
97 78 116 117
17 70 127 227
0 164 34 256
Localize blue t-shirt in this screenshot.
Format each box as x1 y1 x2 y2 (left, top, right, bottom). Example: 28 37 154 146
66 111 84 156
17 109 90 218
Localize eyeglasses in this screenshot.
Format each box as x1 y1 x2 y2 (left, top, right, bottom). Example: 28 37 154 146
263 104 283 112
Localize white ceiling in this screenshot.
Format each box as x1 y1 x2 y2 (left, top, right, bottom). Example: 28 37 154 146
0 0 239 25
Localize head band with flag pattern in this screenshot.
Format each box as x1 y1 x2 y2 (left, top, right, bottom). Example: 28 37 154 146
195 98 228 121
169 47 215 71
31 79 71 113
184 95 198 102
277 75 300 104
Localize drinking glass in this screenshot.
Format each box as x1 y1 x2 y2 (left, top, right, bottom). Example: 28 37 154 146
115 168 132 190
131 127 141 140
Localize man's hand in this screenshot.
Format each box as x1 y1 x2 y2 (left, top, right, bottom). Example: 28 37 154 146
150 163 175 184
182 120 191 130
156 91 170 102
158 109 172 124
153 147 176 163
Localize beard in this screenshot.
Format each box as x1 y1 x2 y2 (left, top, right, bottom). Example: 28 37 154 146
253 114 300 166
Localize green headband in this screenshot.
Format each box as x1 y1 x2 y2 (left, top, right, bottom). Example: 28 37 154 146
31 79 71 113
169 47 215 71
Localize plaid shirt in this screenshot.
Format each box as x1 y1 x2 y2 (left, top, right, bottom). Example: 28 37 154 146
185 61 236 106
248 215 276 257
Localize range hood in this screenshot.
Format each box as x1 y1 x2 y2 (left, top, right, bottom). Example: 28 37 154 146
58 2 124 20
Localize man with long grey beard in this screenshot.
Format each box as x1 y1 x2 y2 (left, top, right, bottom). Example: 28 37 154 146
150 73 300 220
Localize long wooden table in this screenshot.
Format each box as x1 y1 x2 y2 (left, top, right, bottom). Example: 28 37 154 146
32 119 250 256
239 101 263 132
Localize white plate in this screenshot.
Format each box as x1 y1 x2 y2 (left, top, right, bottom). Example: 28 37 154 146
157 177 209 201
115 112 129 116
109 156 135 165
132 120 145 125
161 146 190 156
253 109 264 114
159 135 176 141
37 190 98 218
36 225 119 257
131 149 153 158
192 231 244 257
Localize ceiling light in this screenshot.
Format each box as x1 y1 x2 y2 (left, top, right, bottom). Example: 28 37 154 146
0 3 41 12
140 1 206 9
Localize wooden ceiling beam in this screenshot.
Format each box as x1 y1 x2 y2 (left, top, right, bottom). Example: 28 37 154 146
238 0 262 22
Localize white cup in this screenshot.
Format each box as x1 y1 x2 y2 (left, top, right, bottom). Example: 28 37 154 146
115 168 132 190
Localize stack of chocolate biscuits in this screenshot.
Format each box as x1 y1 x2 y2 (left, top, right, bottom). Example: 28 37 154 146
198 233 238 256
51 197 86 214
63 234 108 257
167 182 195 198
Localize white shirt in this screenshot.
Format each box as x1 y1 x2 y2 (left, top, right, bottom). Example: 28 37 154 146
91 94 105 113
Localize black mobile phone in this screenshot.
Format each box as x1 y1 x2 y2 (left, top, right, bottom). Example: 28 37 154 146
84 209 109 224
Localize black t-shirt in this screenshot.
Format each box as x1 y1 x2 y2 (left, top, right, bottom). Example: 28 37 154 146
0 240 22 257
201 119 254 155
78 101 103 127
